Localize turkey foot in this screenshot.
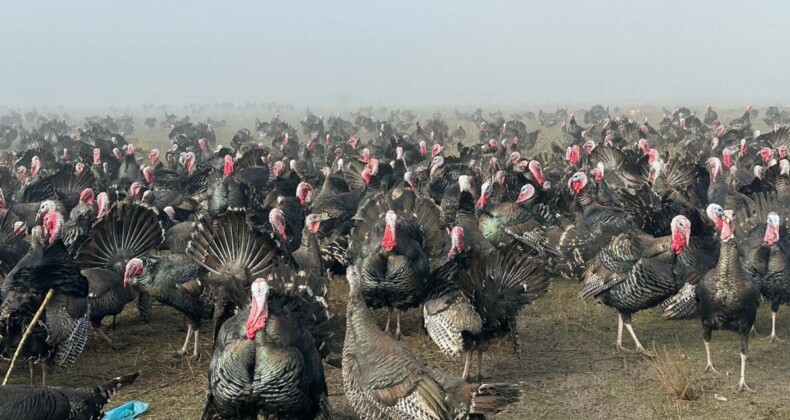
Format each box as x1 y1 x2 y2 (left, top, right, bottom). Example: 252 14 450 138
735 352 754 393
761 311 782 343
736 381 755 393
703 364 720 374
175 325 200 359
702 341 720 375
95 327 120 350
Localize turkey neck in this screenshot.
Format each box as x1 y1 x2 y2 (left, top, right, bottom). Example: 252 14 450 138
639 235 676 258
573 187 595 212
344 288 382 345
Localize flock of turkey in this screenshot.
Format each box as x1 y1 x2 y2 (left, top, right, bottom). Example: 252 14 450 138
0 103 787 418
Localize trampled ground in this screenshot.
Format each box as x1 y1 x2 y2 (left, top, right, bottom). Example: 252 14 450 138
9 278 790 419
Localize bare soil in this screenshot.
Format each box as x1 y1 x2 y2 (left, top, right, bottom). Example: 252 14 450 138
6 278 790 419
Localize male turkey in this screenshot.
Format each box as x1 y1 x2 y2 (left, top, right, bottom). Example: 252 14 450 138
201 263 333 420
579 215 692 356
347 189 447 338
737 201 790 342
0 214 89 384
0 372 138 420
186 208 278 341
424 234 552 380
76 201 164 343
696 208 760 392
125 253 210 358
343 265 521 419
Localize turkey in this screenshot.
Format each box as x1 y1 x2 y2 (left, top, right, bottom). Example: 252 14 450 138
0 372 139 420
0 214 89 385
696 208 760 392
208 155 247 217
186 208 278 341
729 106 754 130
343 265 521 419
547 171 638 279
200 262 333 420
348 190 447 339
62 188 102 256
424 235 551 380
160 206 193 252
704 105 718 126
75 201 165 342
125 253 210 358
116 144 140 187
738 201 790 343
579 215 691 356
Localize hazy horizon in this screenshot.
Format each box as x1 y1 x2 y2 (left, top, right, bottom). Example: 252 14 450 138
2 1 789 109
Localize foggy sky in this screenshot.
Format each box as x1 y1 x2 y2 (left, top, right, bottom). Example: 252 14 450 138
1 1 788 108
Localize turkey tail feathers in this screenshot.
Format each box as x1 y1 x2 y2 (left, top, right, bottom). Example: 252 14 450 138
444 379 521 417
187 208 275 280
76 202 164 271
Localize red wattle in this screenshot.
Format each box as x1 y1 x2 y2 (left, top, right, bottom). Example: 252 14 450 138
381 225 397 252
765 225 780 245
670 235 686 255
245 299 268 340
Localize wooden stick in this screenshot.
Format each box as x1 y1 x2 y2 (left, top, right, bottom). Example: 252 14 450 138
3 289 55 385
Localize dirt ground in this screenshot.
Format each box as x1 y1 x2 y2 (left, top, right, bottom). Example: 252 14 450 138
6 277 790 419
3 106 786 419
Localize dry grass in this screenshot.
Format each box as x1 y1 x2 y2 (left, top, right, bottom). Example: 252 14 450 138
646 343 701 401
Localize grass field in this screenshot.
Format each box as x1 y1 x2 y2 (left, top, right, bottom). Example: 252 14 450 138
2 105 786 419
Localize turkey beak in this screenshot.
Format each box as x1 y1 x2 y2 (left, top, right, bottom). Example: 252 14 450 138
123 269 134 287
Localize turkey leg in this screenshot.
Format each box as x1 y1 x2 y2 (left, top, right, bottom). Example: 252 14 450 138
192 330 200 359
395 311 402 340
384 308 393 333
614 314 624 351
621 313 654 357
179 324 194 356
462 351 472 381
27 361 34 385
702 327 719 373
95 324 118 348
737 332 754 393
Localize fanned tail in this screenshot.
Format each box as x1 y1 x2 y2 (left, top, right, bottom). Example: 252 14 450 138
265 257 335 359
76 202 164 272
49 169 95 210
186 208 276 281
